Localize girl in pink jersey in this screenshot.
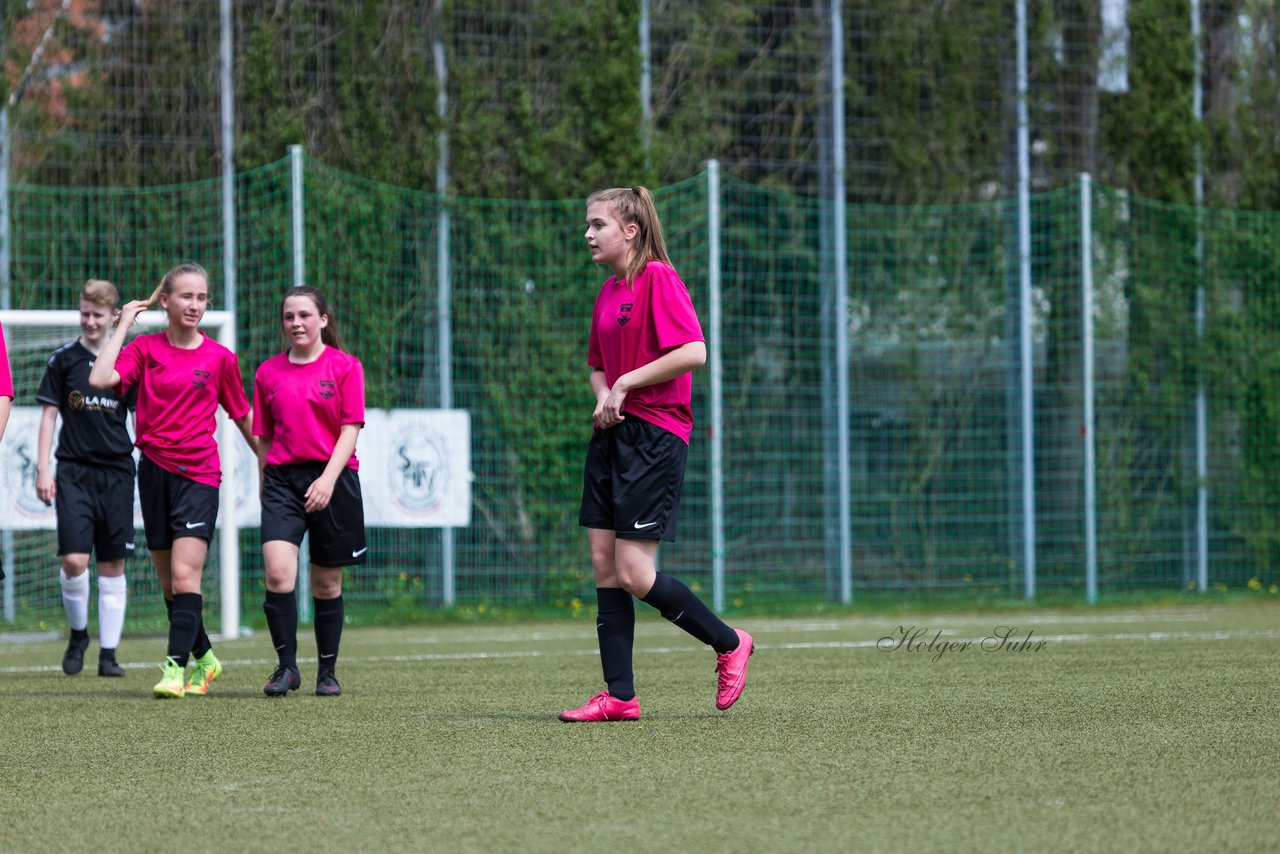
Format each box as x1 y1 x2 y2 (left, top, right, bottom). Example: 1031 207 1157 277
560 186 754 723
0 320 11 581
253 285 366 697
90 262 255 698
0 318 11 441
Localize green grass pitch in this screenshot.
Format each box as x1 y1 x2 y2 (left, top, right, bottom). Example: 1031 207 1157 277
1 601 1276 852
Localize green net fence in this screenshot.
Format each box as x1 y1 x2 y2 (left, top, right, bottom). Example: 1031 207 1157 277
3 157 1279 634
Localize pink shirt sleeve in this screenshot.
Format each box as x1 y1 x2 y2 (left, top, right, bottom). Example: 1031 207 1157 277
339 356 365 425
115 335 146 394
648 265 703 351
217 350 250 420
0 321 12 399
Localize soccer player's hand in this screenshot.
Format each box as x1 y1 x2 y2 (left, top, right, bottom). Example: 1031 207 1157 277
119 299 150 327
304 474 336 513
594 385 627 428
36 470 56 506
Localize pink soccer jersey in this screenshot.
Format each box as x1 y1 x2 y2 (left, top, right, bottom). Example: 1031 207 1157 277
587 260 704 444
253 347 364 469
115 332 250 487
0 321 12 399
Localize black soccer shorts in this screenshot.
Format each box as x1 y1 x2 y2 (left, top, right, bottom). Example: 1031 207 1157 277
54 460 136 561
138 454 219 550
578 416 688 542
260 462 368 567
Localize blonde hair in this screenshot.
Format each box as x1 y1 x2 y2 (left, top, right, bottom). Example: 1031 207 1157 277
80 279 120 310
147 262 209 307
586 186 672 284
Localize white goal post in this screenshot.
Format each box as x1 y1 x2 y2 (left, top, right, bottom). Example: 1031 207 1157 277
0 309 244 638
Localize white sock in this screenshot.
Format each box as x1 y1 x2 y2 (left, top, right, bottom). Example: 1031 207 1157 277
97 575 128 650
60 569 90 632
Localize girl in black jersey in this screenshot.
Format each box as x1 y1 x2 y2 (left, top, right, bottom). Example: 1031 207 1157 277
35 280 136 677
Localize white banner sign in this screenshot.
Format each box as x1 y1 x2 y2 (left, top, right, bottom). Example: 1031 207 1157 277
361 409 472 528
0 407 471 530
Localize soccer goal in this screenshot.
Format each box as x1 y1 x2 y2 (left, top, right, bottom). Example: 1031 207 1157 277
0 309 246 639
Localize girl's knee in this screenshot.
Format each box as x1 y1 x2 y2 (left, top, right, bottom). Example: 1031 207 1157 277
264 566 296 593
310 567 344 599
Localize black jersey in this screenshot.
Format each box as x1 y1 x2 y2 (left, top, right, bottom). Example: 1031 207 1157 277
36 340 137 475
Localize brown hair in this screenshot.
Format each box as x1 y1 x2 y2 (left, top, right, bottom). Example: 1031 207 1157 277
146 262 208 308
586 186 672 284
280 285 344 351
80 279 120 310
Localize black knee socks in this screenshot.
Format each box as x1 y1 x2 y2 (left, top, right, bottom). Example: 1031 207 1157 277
314 595 344 675
596 587 636 701
165 595 213 660
264 590 299 669
641 572 739 654
166 592 202 666
191 614 213 660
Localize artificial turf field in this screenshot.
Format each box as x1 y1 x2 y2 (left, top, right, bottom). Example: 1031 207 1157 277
1 600 1276 852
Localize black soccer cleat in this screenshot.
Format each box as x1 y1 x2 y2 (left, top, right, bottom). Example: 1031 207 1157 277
263 664 302 697
62 633 90 676
97 649 126 677
315 672 342 697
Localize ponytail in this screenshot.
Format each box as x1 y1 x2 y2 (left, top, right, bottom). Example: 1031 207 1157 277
585 186 672 284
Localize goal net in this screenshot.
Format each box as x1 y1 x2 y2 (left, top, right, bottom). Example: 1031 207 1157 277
0 309 249 639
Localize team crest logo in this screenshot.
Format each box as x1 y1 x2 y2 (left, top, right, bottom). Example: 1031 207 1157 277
319 379 336 400
617 303 633 326
390 429 448 514
192 369 210 389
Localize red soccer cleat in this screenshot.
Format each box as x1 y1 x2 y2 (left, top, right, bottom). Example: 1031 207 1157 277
715 628 755 710
558 690 641 722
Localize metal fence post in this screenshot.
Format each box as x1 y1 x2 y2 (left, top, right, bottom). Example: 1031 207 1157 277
707 160 725 612
434 0 455 606
830 0 853 605
1081 174 1098 603
219 0 236 319
1191 0 1209 594
288 144 312 624
1016 0 1037 599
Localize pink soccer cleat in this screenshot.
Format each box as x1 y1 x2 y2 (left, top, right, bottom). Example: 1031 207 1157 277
715 628 755 710
558 690 641 722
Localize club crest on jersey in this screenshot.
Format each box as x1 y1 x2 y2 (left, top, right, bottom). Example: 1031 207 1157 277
319 379 336 400
617 303 633 326
192 369 210 389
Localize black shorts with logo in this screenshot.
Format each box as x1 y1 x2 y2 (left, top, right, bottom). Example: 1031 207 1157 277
55 460 137 561
138 454 220 550
578 416 689 542
260 463 368 568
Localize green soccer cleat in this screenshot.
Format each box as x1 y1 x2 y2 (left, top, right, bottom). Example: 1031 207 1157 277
184 649 223 696
153 657 186 699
